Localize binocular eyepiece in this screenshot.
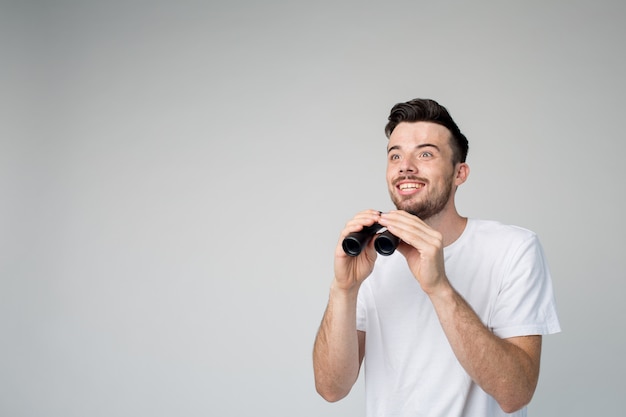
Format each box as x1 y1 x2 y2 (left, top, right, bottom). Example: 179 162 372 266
342 223 400 257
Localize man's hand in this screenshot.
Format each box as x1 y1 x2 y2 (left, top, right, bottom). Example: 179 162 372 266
333 209 382 291
377 210 447 294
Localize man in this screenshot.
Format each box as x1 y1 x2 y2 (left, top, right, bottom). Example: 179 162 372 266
313 98 560 416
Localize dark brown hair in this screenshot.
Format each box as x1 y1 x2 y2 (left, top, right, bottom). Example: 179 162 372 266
385 98 469 164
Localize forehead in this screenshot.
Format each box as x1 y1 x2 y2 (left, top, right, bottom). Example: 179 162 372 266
387 121 453 151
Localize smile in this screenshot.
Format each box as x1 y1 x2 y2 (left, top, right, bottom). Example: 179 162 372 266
398 183 424 191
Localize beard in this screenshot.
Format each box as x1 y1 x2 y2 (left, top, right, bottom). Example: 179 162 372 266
390 175 454 220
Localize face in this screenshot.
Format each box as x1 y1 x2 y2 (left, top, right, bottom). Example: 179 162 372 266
386 121 467 220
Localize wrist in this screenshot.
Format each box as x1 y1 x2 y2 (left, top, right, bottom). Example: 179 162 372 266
330 278 361 299
424 276 455 300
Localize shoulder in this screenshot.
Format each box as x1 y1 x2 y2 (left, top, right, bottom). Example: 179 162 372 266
463 219 543 257
469 219 538 241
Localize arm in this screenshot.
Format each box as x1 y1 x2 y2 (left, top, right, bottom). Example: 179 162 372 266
378 211 541 413
313 284 366 402
429 285 541 413
313 210 380 402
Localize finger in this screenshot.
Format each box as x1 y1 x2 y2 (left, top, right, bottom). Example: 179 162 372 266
379 211 438 240
341 210 382 238
378 211 441 250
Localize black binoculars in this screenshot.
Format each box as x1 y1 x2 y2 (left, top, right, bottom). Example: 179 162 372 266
342 223 400 257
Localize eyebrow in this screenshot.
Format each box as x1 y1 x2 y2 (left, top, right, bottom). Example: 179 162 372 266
387 143 441 154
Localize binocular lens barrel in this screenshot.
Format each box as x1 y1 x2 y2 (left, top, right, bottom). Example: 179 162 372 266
342 224 399 257
342 225 381 257
374 231 400 256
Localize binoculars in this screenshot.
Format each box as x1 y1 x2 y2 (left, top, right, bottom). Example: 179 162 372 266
342 223 400 257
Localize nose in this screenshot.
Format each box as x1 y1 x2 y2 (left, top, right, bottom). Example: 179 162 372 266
398 158 416 174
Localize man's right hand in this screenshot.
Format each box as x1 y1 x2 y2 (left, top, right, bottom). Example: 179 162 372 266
333 209 382 291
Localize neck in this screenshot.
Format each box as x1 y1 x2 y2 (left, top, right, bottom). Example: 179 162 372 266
424 208 467 247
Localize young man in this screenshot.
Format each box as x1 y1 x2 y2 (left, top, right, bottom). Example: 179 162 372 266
313 98 560 417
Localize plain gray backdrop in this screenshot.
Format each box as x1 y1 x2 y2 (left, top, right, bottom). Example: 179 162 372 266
2 0 625 416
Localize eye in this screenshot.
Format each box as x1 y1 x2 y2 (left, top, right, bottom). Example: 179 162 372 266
419 151 434 158
389 153 401 161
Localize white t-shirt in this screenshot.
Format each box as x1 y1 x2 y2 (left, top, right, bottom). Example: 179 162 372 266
356 219 561 417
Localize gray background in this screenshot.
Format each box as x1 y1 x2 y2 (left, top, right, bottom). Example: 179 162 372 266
2 0 625 416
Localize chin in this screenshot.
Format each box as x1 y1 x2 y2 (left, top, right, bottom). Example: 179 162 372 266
394 201 421 216
393 198 445 220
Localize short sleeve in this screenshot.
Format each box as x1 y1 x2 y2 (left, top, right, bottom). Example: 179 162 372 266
490 234 561 339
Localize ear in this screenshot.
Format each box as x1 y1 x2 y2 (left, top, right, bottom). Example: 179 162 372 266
454 163 469 186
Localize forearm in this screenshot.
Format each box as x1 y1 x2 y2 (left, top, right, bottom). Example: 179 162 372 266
313 283 362 402
429 283 540 413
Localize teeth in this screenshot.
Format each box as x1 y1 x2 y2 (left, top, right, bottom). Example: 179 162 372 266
399 183 423 190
